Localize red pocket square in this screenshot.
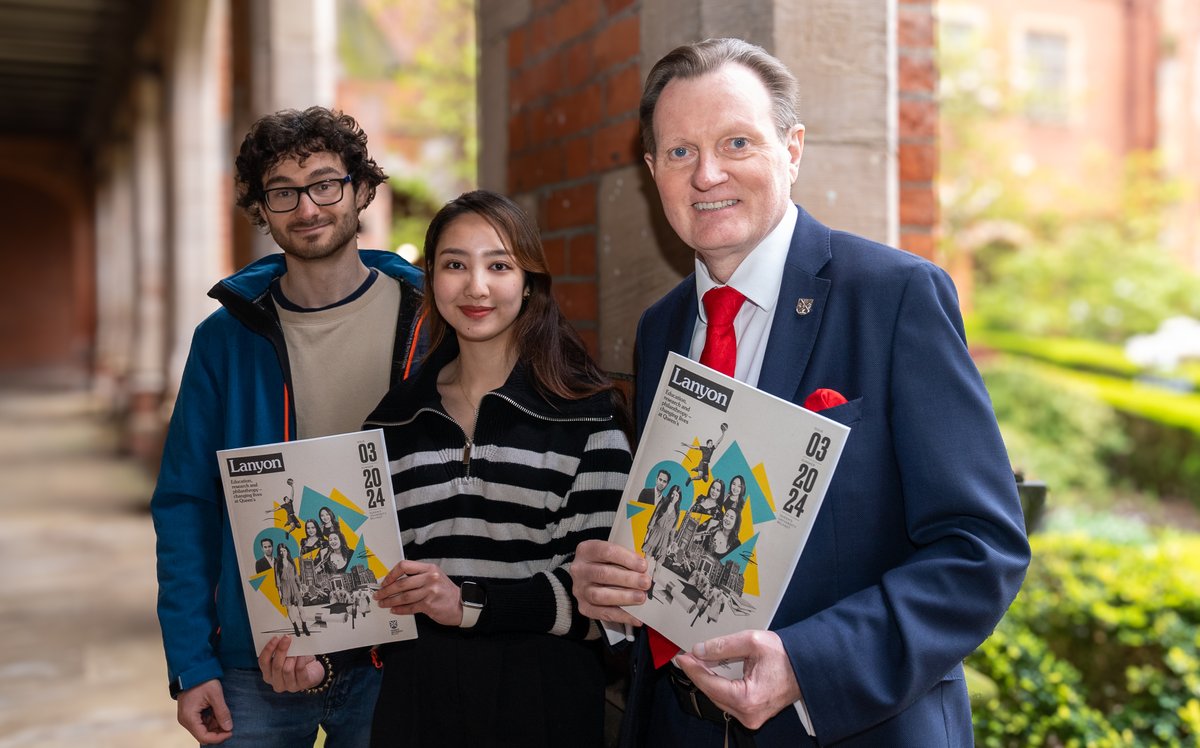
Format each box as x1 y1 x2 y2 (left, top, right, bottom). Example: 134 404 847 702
804 388 848 412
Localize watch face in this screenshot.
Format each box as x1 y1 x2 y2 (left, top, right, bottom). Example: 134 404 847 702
461 581 486 607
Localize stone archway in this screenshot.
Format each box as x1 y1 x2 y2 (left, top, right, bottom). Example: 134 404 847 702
0 159 93 384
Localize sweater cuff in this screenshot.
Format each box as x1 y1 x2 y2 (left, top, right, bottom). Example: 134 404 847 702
477 574 555 634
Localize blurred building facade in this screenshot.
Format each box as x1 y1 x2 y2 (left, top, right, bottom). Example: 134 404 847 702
0 0 938 462
939 0 1200 270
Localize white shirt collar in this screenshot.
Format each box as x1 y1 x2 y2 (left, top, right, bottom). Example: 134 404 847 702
694 203 797 320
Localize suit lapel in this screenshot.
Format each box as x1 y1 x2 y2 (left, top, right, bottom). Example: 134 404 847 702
662 283 697 358
757 208 832 403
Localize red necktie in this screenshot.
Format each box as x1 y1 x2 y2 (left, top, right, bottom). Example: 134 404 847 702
646 288 747 669
700 286 747 377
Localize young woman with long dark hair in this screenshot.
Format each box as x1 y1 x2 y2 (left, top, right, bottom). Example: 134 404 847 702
361 190 633 747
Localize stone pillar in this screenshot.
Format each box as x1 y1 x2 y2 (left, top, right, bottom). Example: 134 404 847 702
129 71 169 459
776 0 897 246
245 0 363 258
165 0 231 398
93 142 137 409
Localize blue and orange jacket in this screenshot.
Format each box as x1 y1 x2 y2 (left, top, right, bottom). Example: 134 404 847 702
151 250 423 697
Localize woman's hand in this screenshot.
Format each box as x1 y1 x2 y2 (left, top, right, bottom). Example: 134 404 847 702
374 559 465 627
257 635 324 692
568 539 649 627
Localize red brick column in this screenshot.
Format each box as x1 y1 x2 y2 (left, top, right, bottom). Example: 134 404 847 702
898 0 939 261
505 0 640 356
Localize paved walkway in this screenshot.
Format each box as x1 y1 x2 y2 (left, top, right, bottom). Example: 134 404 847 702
0 388 191 747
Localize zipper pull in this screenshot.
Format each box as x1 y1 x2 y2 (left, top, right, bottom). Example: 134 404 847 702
462 438 473 470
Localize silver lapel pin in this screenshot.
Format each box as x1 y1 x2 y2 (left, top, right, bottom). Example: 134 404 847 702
795 298 814 316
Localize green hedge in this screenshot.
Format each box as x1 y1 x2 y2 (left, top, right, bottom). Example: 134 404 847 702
968 325 1200 393
1023 363 1200 504
981 360 1129 501
968 531 1200 746
980 355 1200 504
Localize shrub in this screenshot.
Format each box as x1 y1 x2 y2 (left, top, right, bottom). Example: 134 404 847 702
981 359 1129 501
969 531 1200 746
1115 415 1200 506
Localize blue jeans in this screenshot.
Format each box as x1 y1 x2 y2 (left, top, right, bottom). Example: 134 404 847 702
215 663 381 748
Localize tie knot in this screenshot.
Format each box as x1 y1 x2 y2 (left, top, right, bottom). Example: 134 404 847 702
703 286 746 327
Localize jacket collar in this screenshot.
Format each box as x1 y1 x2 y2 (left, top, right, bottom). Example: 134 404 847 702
209 249 423 305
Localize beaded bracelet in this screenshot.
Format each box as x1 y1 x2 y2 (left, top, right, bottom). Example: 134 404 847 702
303 654 333 695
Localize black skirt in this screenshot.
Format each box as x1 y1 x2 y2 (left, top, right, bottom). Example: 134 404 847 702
371 621 606 748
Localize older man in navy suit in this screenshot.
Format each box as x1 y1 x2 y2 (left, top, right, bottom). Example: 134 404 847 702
570 38 1029 747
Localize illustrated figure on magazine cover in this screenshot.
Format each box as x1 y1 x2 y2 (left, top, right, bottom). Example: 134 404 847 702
725 474 748 516
298 519 323 557
278 478 301 532
692 477 726 515
265 189 633 748
317 506 340 541
318 530 353 575
644 482 684 561
254 538 274 574
274 543 310 637
682 422 727 485
150 106 425 747
639 470 671 510
700 505 742 561
645 482 685 603
570 38 1030 747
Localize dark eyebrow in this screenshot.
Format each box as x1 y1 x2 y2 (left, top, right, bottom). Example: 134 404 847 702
264 166 343 188
436 247 511 258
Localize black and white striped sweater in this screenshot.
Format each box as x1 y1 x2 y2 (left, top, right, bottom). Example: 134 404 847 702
364 343 632 639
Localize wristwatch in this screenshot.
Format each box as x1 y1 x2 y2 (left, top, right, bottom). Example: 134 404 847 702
459 580 486 629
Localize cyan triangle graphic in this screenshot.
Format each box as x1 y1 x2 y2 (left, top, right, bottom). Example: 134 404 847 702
719 532 758 573
626 503 650 519
249 573 267 591
347 535 369 573
299 486 368 532
711 442 776 524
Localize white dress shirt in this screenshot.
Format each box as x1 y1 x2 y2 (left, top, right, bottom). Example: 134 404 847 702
688 203 815 735
688 203 798 387
606 203 814 735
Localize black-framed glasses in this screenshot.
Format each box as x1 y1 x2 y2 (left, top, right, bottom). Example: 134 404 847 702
263 175 352 213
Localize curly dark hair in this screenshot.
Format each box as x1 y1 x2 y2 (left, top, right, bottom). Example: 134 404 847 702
234 106 388 229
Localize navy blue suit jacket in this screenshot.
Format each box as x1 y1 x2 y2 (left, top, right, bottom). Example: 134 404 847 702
622 207 1030 746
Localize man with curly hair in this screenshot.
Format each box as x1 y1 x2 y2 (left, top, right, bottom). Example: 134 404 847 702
151 106 425 746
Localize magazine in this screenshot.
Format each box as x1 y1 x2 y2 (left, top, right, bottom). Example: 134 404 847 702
217 429 417 656
608 353 850 676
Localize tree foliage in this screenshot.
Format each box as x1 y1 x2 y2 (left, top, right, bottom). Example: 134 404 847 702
339 0 477 253
939 33 1200 343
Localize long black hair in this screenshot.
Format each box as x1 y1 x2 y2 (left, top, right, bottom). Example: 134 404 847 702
422 190 632 437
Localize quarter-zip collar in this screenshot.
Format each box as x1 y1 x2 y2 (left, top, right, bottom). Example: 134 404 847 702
365 337 616 428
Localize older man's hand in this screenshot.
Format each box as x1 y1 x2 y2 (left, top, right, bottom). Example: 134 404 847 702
674 629 803 730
